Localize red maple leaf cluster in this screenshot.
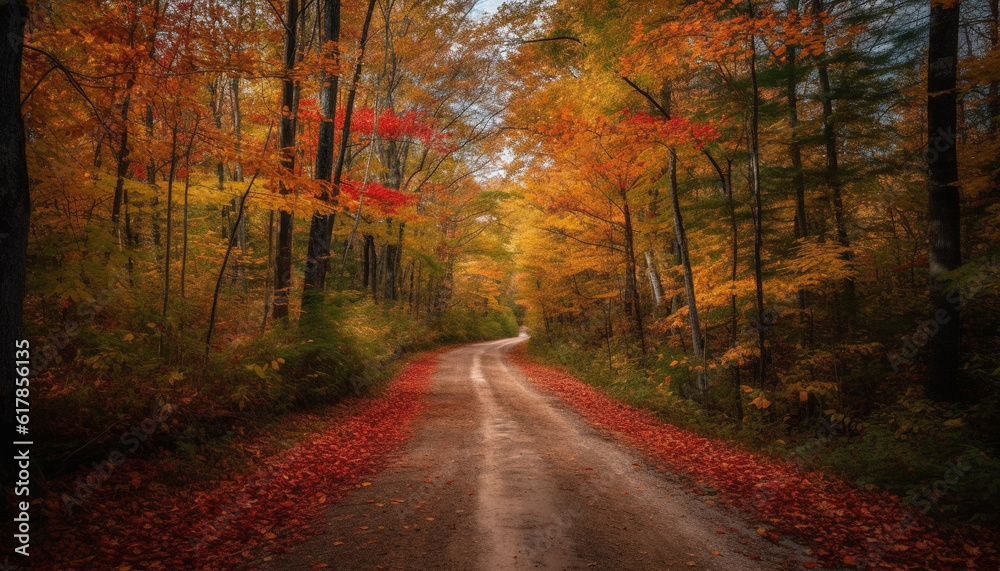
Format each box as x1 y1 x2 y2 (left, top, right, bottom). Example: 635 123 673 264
295 102 451 154
345 107 452 153
340 180 418 215
622 110 720 150
509 348 1000 570
36 352 439 570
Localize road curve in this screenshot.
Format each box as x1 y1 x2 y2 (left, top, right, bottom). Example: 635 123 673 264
263 337 803 570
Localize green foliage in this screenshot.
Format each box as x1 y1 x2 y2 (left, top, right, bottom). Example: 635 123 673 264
432 306 519 343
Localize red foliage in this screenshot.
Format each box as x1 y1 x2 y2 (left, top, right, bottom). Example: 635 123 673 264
509 348 1000 570
340 179 418 215
337 107 451 152
129 162 146 179
297 97 323 124
622 110 720 149
298 102 449 150
36 352 439 570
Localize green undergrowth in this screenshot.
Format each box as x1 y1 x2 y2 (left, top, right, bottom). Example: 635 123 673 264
34 291 516 485
527 335 1000 528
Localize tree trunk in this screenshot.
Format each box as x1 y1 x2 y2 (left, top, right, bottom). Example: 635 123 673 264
208 78 225 190
991 1 999 136
162 125 179 326
144 1 161 187
231 77 244 183
787 1 807 242
123 186 134 285
362 233 373 288
988 1 999 200
231 78 247 287
180 118 198 302
94 128 104 169
723 158 738 349
274 209 294 320
668 150 707 399
408 258 415 307
112 89 132 230
384 244 397 300
414 261 422 314
304 0 341 306
111 9 144 232
377 244 387 301
261 210 274 335
748 4 768 386
644 250 663 307
236 200 247 288
146 102 156 188
206 160 265 368
324 0 379 275
1 0 29 472
368 234 379 298
669 236 682 314
725 158 743 419
786 0 809 315
273 0 299 321
145 2 162 250
181 159 191 300
813 0 855 309
926 0 962 401
395 222 405 300
621 190 646 355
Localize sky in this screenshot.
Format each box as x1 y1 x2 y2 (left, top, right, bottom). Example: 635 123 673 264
474 0 506 18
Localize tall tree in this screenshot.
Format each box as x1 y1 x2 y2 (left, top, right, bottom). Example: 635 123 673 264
273 0 300 321
303 0 341 307
623 78 708 388
785 0 809 314
748 0 768 385
325 0 379 276
786 0 808 245
926 0 962 400
812 0 855 310
667 149 706 396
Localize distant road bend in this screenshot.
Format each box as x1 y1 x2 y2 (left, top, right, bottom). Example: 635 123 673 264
266 336 802 570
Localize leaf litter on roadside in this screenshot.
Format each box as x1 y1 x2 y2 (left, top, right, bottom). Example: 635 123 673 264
38 352 440 570
510 348 999 570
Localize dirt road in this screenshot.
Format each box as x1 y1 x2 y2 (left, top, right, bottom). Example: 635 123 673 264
263 337 803 570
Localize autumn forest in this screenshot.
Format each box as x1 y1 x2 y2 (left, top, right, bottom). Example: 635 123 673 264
2 0 1000 568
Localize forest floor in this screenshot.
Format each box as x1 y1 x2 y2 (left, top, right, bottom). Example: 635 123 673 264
28 337 1000 570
